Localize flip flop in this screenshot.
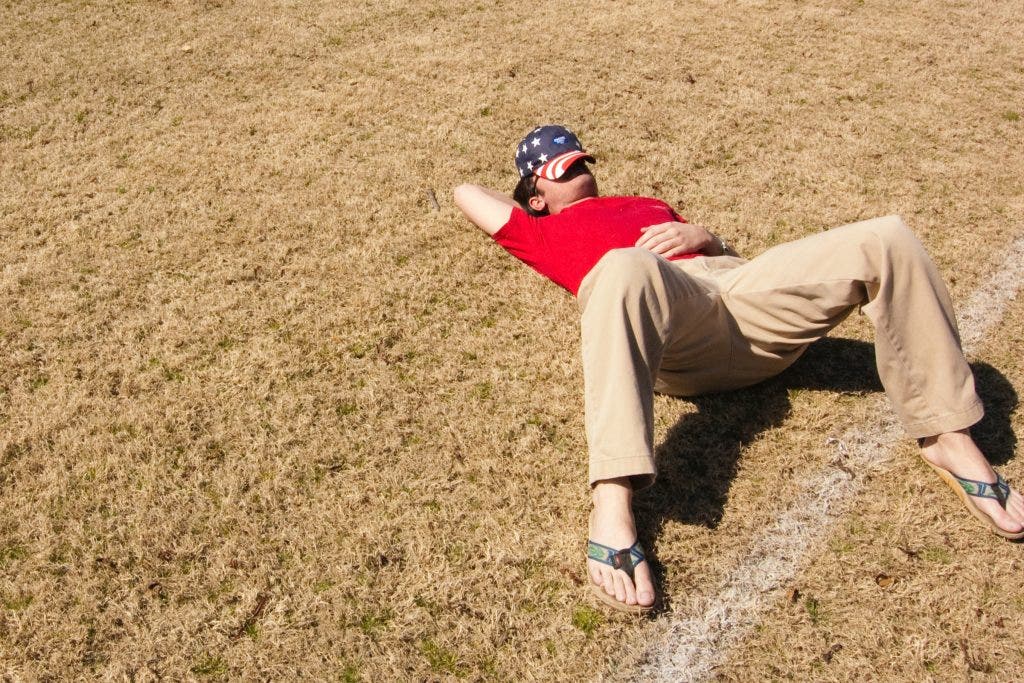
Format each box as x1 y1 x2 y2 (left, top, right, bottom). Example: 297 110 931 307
921 457 1024 540
586 539 654 613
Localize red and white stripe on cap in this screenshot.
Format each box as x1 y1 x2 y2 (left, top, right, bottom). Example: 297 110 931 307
535 151 591 180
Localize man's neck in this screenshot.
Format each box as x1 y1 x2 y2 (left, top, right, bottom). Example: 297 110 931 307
550 194 599 215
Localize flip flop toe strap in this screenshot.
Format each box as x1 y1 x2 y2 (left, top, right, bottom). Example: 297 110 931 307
587 539 646 581
954 472 1012 509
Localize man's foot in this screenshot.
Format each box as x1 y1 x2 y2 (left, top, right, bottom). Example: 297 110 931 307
587 478 657 610
920 430 1024 537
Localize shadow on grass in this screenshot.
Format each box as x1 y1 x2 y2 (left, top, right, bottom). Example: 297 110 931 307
635 336 1018 546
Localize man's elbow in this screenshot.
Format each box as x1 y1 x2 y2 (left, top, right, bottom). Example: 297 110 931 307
453 184 477 214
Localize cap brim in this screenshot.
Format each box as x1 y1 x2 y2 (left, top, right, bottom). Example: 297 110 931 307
534 151 595 180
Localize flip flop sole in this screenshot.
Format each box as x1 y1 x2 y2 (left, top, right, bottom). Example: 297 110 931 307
922 458 1024 541
589 582 653 614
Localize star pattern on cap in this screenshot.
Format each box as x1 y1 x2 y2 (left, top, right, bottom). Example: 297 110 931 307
514 125 590 179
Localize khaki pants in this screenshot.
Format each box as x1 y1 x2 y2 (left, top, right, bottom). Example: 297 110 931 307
577 215 983 489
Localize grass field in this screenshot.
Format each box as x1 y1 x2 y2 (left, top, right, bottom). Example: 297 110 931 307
2 0 1023 679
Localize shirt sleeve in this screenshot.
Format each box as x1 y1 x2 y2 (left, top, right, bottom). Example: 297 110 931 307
491 206 546 267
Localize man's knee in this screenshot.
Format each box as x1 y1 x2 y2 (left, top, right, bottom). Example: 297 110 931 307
870 214 919 250
594 248 663 281
578 248 670 310
600 246 662 268
837 214 923 260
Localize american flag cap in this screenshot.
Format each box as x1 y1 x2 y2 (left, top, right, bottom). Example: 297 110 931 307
514 124 595 179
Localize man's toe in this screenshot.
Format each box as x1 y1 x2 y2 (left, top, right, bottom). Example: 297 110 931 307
601 569 617 597
634 568 655 605
620 576 638 605
986 502 1024 534
1008 493 1024 521
614 573 630 602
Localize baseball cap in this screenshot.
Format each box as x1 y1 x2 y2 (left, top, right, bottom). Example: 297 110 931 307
514 125 595 180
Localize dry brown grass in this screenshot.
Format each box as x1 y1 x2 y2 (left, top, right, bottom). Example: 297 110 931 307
2 0 1023 679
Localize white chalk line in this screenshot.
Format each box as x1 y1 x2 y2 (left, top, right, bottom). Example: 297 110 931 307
636 234 1024 682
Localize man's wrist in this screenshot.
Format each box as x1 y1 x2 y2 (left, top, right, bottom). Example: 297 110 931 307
705 230 729 256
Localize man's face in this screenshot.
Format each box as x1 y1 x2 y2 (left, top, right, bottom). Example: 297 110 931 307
531 160 598 215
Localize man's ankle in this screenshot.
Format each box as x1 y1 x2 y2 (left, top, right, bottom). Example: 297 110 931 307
592 477 634 505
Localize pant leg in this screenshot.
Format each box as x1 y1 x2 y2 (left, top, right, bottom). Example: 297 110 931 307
577 248 732 489
713 215 982 437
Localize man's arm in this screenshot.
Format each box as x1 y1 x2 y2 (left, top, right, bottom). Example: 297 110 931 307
635 222 738 257
453 184 518 236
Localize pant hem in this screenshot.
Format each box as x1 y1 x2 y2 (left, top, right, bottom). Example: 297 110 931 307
589 455 656 491
902 400 984 439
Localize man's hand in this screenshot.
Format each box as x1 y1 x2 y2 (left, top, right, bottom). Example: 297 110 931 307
635 222 718 257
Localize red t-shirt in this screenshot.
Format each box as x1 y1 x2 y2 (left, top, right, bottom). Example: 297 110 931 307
492 196 700 296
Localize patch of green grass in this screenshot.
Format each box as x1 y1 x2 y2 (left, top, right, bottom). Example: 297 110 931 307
357 609 392 636
414 594 440 616
190 654 227 677
804 595 825 625
0 544 29 566
340 663 360 682
421 638 462 676
1002 110 1020 122
920 545 952 564
109 422 138 438
828 537 855 555
444 542 466 565
571 606 604 636
514 556 545 579
3 594 33 611
335 401 358 417
206 578 234 602
162 365 185 382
